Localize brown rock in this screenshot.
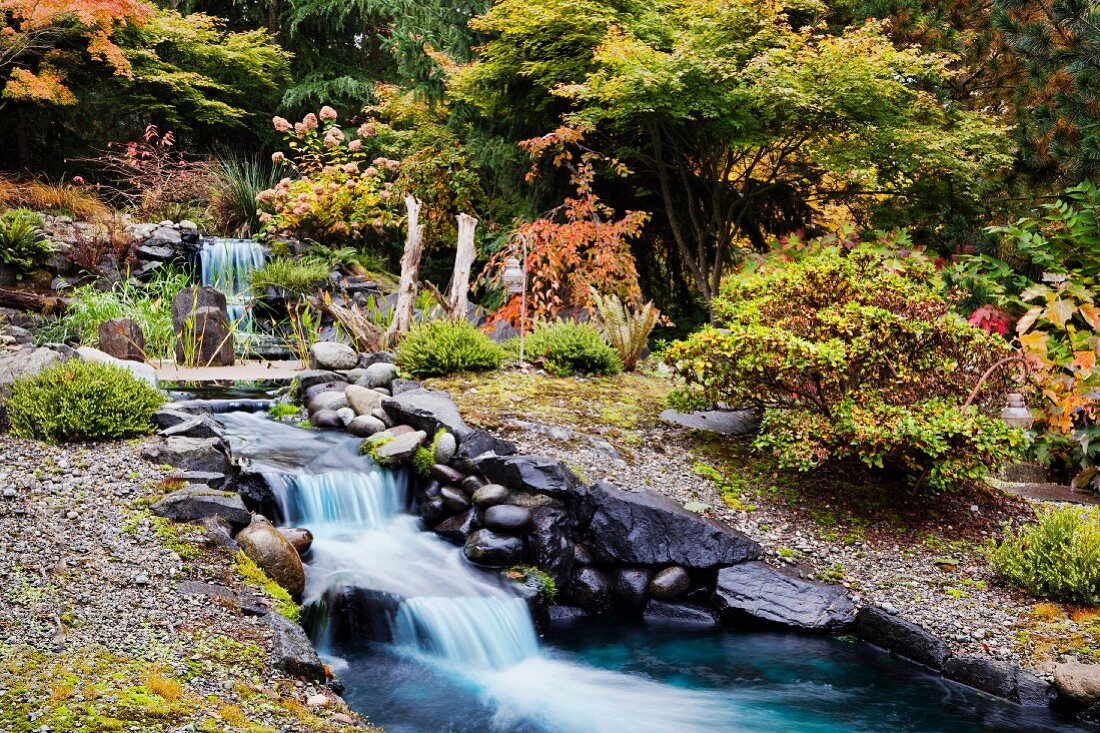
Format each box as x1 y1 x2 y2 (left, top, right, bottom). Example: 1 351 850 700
278 527 314 555
98 317 145 361
171 287 234 366
236 519 305 599
1055 662 1100 704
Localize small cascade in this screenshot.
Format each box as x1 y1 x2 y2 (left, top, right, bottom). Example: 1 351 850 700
394 596 539 669
199 238 266 326
274 470 408 530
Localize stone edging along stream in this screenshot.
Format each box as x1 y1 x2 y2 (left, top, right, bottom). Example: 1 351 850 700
144 358 1085 723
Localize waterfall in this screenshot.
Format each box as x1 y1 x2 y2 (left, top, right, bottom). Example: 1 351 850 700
199 238 266 326
395 596 539 669
274 470 408 530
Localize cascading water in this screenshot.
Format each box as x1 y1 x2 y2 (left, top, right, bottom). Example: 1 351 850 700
199 238 266 327
213 412 1081 733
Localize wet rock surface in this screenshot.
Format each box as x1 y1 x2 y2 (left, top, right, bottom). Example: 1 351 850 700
714 561 856 631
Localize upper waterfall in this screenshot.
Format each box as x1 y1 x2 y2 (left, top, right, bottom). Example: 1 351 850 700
199 238 266 326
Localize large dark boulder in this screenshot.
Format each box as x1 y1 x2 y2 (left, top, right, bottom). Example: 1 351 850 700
435 508 479 545
152 406 197 431
171 287 233 366
464 529 525 566
714 562 855 631
266 612 325 681
158 414 224 440
484 504 532 533
527 507 574 586
98 317 144 361
142 437 231 475
643 600 718 627
382 388 471 438
151 485 250 530
582 482 759 569
854 606 952 671
451 429 517 473
477 455 583 499
237 520 306 600
295 370 343 394
314 585 405 644
613 568 652 614
943 657 1056 706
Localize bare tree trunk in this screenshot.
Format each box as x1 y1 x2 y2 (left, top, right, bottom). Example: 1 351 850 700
448 213 478 320
384 196 425 346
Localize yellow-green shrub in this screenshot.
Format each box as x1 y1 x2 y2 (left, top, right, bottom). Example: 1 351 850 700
992 506 1100 604
396 320 502 378
7 360 165 442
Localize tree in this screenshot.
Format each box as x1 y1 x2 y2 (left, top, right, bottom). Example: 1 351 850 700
457 0 1013 312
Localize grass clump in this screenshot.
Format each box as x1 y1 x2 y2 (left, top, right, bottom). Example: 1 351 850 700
992 506 1100 604
411 428 449 476
268 402 301 420
249 257 330 296
7 359 166 442
0 207 53 276
505 565 558 602
235 551 301 622
396 320 502 378
526 321 622 377
37 268 191 359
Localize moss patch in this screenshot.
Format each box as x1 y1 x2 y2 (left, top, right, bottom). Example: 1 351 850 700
235 552 301 623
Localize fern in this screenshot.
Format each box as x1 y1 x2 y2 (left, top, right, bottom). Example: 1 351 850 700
589 288 660 371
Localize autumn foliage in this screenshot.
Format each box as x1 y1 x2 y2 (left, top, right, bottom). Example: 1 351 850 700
485 127 647 326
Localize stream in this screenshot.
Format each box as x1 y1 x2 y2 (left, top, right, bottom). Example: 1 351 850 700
215 409 1082 733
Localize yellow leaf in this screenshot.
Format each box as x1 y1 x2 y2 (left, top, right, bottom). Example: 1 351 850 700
1081 303 1100 330
1046 299 1077 328
1019 330 1049 355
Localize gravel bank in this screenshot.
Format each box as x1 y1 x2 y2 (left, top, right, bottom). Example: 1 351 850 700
0 436 374 732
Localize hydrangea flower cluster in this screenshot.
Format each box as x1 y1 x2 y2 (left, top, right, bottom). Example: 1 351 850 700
260 107 401 242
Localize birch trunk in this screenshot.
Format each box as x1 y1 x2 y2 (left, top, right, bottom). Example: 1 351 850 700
448 213 478 319
385 196 425 345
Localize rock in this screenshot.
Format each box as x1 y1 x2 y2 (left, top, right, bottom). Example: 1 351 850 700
440 485 470 512
302 380 348 404
382 389 471 439
420 496 447 524
178 219 198 232
148 226 183 245
0 346 68 391
1055 662 1100 705
306 694 329 708
152 407 194 431
371 407 394 428
391 378 421 396
345 384 384 415
714 562 855 631
573 543 593 565
464 529 525 566
308 391 349 414
477 455 582 498
643 600 718 626
472 483 510 508
484 504 532 533
158 414 224 440
451 429 517 473
434 508 478 544
854 606 952 671
278 527 314 555
583 483 760 569
142 437 230 475
310 410 342 429
570 567 611 613
97 318 145 361
201 515 239 552
75 346 158 388
167 470 228 489
361 362 398 388
236 520 306 599
461 474 486 494
171 287 233 366
151 486 250 530
658 408 757 435
336 407 356 426
347 415 386 437
309 342 358 370
357 351 395 368
649 566 691 600
372 430 427 464
266 612 325 681
945 657 1056 706
528 507 574 586
136 243 177 262
431 463 465 485
296 370 343 393
613 568 652 614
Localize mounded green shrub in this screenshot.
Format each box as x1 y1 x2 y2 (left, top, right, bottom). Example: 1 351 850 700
526 321 621 377
7 359 166 442
991 506 1100 604
248 257 330 296
396 320 502 378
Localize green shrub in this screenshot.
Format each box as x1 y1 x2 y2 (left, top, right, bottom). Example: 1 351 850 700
666 240 1025 491
0 208 53 276
590 289 660 371
210 153 281 238
396 320 502 378
526 321 621 377
7 359 166 442
36 268 189 359
992 506 1100 604
249 257 330 296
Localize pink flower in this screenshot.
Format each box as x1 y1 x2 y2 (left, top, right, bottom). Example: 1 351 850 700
271 151 285 163
357 123 377 137
319 106 338 122
259 212 273 223
272 116 291 132
343 162 358 174
294 122 306 137
348 139 362 152
364 166 379 177
72 175 84 185
302 113 318 130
